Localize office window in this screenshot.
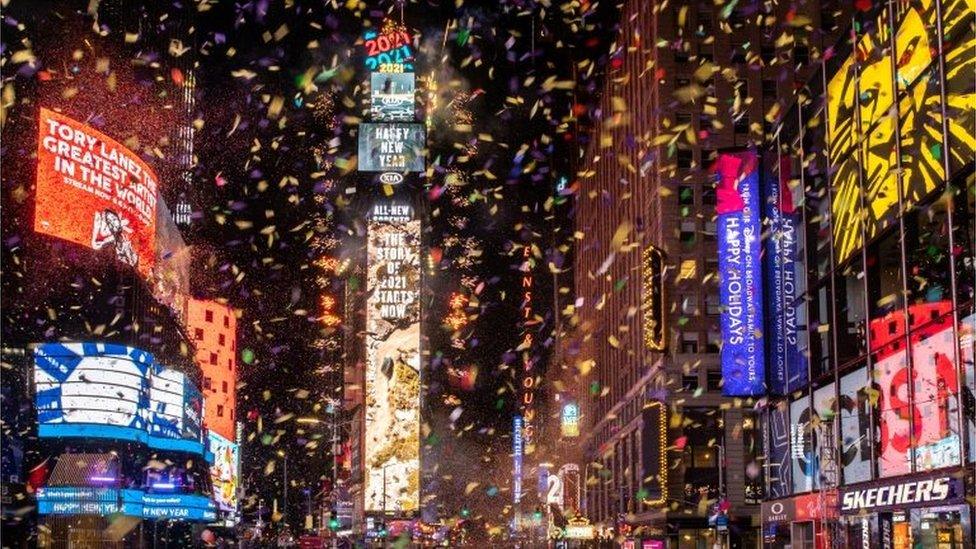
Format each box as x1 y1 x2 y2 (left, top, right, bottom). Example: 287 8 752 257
219 334 226 346
761 45 776 64
731 44 747 64
706 370 723 391
680 221 697 245
676 112 693 126
698 13 712 33
204 377 212 390
706 293 721 315
223 316 230 328
230 408 235 421
209 352 218 365
677 149 693 169
681 333 699 354
703 220 717 241
734 116 750 134
217 405 224 418
676 77 691 88
228 358 233 371
735 79 749 99
706 330 722 353
222 381 228 393
194 328 204 340
678 259 698 281
205 310 213 323
681 295 699 316
679 186 695 206
675 50 690 64
794 45 809 65
701 150 717 170
762 79 777 99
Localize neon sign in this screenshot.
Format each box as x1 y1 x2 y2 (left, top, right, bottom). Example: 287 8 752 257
362 22 415 73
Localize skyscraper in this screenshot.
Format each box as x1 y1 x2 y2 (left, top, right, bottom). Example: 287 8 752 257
565 1 850 545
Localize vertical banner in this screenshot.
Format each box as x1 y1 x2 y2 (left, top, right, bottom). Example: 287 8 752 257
763 155 808 394
716 150 765 396
364 203 421 513
513 415 524 505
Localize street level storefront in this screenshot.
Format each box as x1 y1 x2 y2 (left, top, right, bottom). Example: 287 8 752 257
837 472 972 549
760 492 837 549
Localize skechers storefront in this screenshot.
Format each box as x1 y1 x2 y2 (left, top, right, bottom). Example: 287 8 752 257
836 474 970 549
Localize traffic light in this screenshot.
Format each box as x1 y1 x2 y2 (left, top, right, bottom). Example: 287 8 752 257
460 507 470 519
328 508 339 531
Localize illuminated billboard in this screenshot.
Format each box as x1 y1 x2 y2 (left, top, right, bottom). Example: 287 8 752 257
560 402 580 438
358 123 425 173
362 22 415 73
715 150 765 396
37 487 216 522
371 73 415 122
34 343 206 455
763 156 807 394
209 431 240 514
825 2 975 263
34 108 158 277
364 205 421 513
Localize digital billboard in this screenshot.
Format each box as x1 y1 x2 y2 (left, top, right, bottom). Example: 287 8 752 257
34 343 206 455
838 366 872 484
825 3 975 264
871 304 961 477
358 123 425 173
763 155 807 394
513 415 523 505
364 206 421 513
36 487 216 522
560 402 580 438
789 396 816 493
34 108 158 277
362 23 415 73
209 431 240 513
371 73 415 122
152 199 191 323
715 150 765 396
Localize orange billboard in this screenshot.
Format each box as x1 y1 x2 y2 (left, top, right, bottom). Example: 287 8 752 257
34 107 158 276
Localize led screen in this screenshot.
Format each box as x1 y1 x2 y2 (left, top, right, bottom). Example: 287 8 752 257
362 23 415 73
364 210 421 513
34 343 206 455
825 3 975 263
209 431 240 513
560 402 580 438
838 366 872 483
716 150 765 396
765 400 791 498
34 108 158 276
790 395 816 493
763 155 807 394
371 73 415 122
36 487 216 522
358 123 425 173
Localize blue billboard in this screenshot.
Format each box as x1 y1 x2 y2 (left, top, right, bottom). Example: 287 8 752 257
36 486 216 521
763 155 808 394
34 343 207 456
715 150 765 396
513 415 523 505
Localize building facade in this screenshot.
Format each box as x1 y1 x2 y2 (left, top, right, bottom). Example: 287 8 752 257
188 299 239 442
568 0 850 546
757 1 975 547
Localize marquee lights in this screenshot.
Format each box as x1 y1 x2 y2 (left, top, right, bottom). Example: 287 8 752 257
641 245 667 352
444 292 469 331
320 294 341 328
640 401 668 507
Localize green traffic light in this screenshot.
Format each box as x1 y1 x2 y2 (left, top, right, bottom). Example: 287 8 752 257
460 507 470 518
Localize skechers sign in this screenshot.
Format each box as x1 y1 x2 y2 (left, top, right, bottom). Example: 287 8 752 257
839 476 961 514
715 150 765 396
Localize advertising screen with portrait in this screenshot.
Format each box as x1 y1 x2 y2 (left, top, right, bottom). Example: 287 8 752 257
34 108 159 277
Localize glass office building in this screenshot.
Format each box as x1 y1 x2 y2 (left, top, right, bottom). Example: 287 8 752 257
757 0 974 547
